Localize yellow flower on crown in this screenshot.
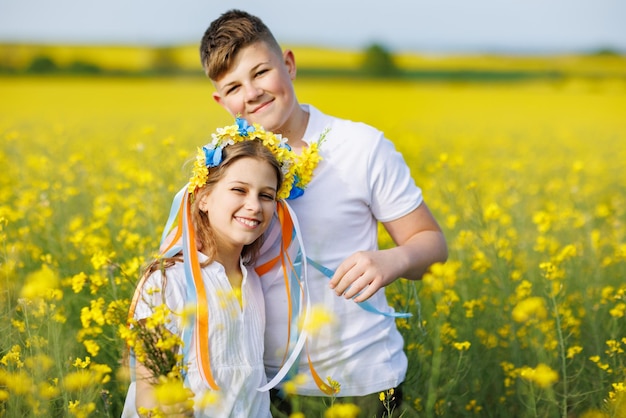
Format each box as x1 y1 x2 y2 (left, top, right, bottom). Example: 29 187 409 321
188 118 326 200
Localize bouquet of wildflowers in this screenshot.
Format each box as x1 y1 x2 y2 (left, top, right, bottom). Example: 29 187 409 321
119 303 194 417
122 303 185 378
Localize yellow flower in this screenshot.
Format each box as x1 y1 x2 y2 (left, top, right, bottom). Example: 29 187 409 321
11 319 26 333
89 273 107 294
90 251 114 270
1 345 24 368
566 345 583 359
514 280 533 300
609 303 626 318
0 389 9 401
68 400 96 418
145 307 167 330
578 409 609 418
104 299 129 325
299 304 336 335
197 390 221 409
540 260 566 281
73 357 91 369
465 399 483 413
23 354 54 373
519 363 559 388
80 297 106 329
453 341 471 351
283 373 308 396
38 381 60 400
153 375 194 407
89 363 112 384
63 371 94 391
463 299 484 318
326 376 341 394
324 403 361 418
155 331 183 351
19 265 61 301
179 303 196 328
118 323 137 347
555 244 577 262
422 261 460 293
70 272 88 293
188 154 209 194
532 363 559 388
606 339 624 355
3 370 33 394
589 356 612 372
512 296 547 323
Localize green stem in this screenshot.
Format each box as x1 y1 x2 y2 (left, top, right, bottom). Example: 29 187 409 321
425 329 442 418
550 293 568 418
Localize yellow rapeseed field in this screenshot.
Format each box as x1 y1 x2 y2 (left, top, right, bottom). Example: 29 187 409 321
1 74 625 417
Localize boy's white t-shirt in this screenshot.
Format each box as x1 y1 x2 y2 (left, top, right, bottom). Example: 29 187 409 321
122 254 270 418
261 105 423 396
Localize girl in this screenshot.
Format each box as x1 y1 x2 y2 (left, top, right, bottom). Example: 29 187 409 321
122 119 308 418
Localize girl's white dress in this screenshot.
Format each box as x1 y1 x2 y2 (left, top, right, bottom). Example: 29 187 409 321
122 253 270 418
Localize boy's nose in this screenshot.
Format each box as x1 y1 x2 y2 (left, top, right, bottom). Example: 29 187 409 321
244 84 263 101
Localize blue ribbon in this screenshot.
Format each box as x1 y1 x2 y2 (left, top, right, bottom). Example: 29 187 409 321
160 185 186 247
179 192 196 382
306 257 412 318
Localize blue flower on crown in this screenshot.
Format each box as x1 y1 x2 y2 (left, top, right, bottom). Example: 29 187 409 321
236 117 255 137
287 175 304 200
203 145 224 168
201 119 253 168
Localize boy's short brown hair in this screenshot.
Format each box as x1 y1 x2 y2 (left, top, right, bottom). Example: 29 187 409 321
200 9 283 80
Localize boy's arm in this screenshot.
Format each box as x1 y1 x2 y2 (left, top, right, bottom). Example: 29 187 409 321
328 202 447 302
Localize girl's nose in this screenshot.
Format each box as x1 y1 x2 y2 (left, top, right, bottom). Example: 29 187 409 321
245 195 262 212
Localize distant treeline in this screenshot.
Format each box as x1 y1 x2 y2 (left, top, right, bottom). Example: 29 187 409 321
1 43 624 81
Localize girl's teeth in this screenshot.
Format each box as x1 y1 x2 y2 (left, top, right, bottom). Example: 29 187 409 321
238 218 259 227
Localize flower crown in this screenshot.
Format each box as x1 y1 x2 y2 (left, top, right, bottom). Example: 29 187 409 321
188 118 325 200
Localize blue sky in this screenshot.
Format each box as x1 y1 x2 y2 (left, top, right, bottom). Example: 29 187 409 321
0 0 624 53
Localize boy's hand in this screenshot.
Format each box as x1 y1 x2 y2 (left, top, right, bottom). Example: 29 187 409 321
328 203 448 302
328 250 397 302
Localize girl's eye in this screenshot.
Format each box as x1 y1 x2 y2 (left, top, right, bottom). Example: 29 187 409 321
260 193 275 201
232 188 246 193
255 69 268 77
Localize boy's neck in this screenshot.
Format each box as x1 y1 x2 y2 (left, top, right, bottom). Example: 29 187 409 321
283 107 310 153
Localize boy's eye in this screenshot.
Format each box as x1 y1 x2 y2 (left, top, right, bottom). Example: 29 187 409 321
226 85 240 95
255 69 268 77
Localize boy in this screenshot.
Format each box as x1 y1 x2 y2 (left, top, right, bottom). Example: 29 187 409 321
200 9 448 417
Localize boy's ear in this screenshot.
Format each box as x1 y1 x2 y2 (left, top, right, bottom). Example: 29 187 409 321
283 49 297 80
212 91 224 107
212 92 237 118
